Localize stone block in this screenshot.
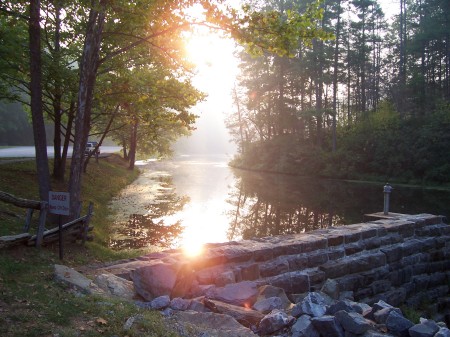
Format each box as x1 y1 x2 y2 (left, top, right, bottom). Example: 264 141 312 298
401 239 424 256
311 315 345 337
216 270 236 287
273 242 304 258
428 272 446 288
354 287 373 301
412 274 430 290
344 231 362 244
260 257 289 277
303 237 328 253
253 247 274 262
328 248 345 260
306 269 326 286
401 253 428 267
308 251 329 267
361 266 389 285
328 233 344 247
370 280 392 295
240 263 260 281
336 274 365 292
345 242 365 256
361 227 378 240
389 266 412 286
381 245 403 263
287 254 308 270
320 259 352 279
413 262 430 275
363 237 382 250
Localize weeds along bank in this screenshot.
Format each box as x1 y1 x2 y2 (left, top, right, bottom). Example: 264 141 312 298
0 154 179 336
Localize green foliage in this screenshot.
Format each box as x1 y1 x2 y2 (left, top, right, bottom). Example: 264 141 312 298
235 102 450 186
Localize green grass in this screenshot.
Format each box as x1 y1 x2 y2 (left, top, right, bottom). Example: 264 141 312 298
0 155 179 336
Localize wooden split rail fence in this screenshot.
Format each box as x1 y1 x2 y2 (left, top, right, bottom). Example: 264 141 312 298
0 191 93 249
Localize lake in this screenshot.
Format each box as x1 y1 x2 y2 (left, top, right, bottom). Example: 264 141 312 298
109 154 450 253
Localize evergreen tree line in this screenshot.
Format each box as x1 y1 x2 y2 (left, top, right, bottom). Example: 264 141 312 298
227 0 450 185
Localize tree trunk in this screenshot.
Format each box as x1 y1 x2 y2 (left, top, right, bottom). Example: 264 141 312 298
29 0 51 202
52 2 64 181
68 1 105 218
332 0 342 153
128 119 138 170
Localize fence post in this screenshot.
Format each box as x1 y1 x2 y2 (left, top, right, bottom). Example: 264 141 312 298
36 201 48 247
23 208 34 232
82 202 94 245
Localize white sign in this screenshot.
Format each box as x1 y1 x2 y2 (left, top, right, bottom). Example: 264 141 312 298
49 191 70 216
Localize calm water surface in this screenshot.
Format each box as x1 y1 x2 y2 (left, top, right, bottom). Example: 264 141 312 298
109 154 450 252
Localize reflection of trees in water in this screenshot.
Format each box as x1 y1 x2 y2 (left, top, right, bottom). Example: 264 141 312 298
226 169 450 241
226 171 349 241
109 176 189 250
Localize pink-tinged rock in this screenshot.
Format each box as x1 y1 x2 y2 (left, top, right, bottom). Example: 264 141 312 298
206 281 259 307
131 262 179 301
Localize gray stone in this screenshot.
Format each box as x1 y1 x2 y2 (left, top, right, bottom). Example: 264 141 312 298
361 331 396 337
123 314 143 331
94 273 135 300
311 315 345 337
216 270 236 287
256 285 293 310
327 300 356 315
292 292 328 318
385 310 414 337
321 278 340 300
150 295 170 310
373 307 401 324
205 281 259 307
188 298 211 313
204 298 264 328
435 327 450 337
54 264 103 295
335 310 371 335
170 297 191 311
260 257 290 277
351 302 372 316
169 311 257 337
408 319 439 337
252 296 283 314
258 309 295 335
291 314 320 337
131 262 179 300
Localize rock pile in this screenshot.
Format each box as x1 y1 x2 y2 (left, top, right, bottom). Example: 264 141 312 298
54 265 450 337
131 279 450 337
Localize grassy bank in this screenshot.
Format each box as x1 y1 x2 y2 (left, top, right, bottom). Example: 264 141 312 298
0 155 178 336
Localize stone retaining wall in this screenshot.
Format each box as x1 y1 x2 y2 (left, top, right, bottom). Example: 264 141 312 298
99 213 450 310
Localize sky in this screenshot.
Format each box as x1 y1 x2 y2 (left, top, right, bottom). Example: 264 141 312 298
173 0 400 157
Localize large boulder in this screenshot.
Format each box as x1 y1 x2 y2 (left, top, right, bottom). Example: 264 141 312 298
94 273 136 300
54 264 103 295
206 281 259 307
169 311 257 337
131 262 177 300
256 285 293 310
292 292 328 318
131 262 182 300
258 309 295 335
204 298 264 328
291 314 320 337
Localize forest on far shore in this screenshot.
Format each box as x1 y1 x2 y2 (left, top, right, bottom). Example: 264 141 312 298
226 0 450 186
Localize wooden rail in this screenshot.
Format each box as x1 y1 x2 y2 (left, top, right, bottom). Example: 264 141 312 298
0 191 93 249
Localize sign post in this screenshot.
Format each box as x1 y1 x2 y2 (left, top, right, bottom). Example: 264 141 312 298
49 191 70 260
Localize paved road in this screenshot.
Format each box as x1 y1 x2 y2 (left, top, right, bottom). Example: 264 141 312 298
0 146 122 165
0 146 121 158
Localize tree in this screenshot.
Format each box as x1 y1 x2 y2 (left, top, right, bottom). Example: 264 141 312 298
29 0 51 202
